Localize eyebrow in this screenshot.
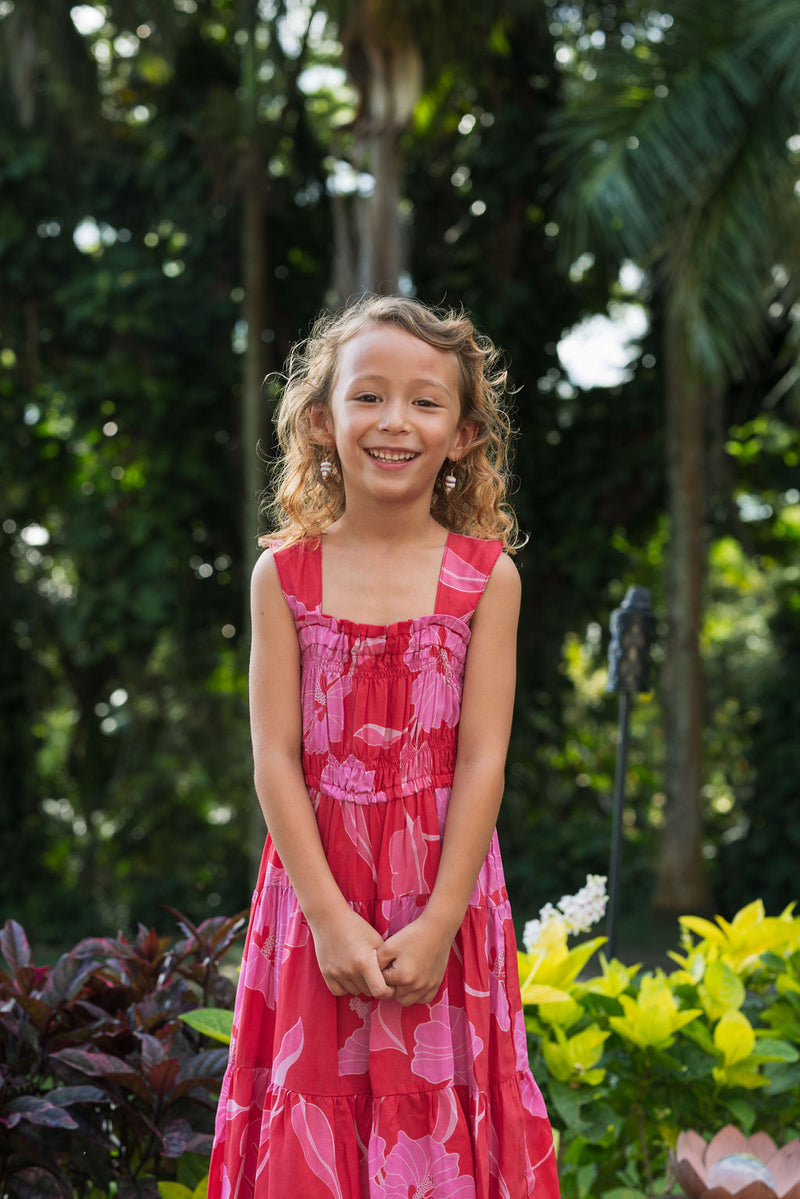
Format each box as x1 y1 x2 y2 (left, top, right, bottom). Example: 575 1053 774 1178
350 373 454 395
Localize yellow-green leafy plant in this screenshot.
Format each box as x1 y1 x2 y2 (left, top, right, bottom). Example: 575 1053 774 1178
519 885 800 1199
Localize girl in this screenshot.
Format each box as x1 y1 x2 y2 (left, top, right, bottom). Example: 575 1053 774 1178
208 296 560 1199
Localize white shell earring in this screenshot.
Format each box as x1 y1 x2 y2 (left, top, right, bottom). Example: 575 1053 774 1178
444 462 457 494
320 458 333 481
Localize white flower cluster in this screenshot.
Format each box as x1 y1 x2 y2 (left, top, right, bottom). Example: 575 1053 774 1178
522 874 608 954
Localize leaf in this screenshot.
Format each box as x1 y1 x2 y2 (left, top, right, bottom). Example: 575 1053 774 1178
52 1048 152 1102
733 899 765 929
48 1084 108 1106
179 1008 233 1045
1 919 32 973
715 1065 769 1089
52 1047 134 1076
139 1033 168 1070
520 984 573 1005
679 915 725 946
724 1096 757 1133
162 1117 193 1158
547 1079 589 1132
13 994 53 1031
162 1077 215 1104
158 1187 194 1199
8 1167 71 1199
581 1102 624 1146
763 1061 800 1095
576 1162 599 1195
175 1152 212 1192
5 1095 79 1129
751 1036 799 1063
40 954 99 1006
149 1058 180 1099
714 1010 756 1066
701 960 745 1017
681 1019 718 1057
179 1047 229 1080
581 993 624 1017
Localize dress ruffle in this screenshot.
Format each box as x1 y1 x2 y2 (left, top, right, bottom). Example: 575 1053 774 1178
213 1069 555 1199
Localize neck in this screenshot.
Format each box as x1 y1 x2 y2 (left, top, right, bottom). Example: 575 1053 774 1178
330 496 446 549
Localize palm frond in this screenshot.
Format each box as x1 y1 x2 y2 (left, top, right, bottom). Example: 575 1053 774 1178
549 0 800 386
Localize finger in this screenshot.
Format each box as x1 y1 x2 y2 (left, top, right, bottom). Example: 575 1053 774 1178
376 943 395 971
396 983 437 1007
364 955 396 999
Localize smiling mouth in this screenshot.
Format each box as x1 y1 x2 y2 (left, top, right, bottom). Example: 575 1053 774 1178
365 449 420 462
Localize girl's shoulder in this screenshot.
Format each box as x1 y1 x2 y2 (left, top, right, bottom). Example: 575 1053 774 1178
253 537 321 616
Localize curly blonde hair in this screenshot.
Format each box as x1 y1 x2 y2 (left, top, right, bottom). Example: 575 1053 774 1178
259 294 522 551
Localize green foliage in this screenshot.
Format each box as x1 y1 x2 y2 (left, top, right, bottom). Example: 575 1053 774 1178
549 0 800 388
522 900 800 1198
2 0 800 948
0 0 332 939
179 1008 234 1046
0 911 244 1197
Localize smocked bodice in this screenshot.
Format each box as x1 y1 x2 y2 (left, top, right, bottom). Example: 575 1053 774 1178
272 534 503 803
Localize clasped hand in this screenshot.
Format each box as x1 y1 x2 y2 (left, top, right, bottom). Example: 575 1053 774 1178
311 906 452 1007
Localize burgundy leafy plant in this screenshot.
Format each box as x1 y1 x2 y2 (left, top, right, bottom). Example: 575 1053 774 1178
0 910 245 1198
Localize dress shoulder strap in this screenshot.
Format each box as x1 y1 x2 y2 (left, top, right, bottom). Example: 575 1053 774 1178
270 539 322 622
435 533 504 622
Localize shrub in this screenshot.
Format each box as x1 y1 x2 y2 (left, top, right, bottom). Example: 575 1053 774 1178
0 910 245 1198
520 896 800 1199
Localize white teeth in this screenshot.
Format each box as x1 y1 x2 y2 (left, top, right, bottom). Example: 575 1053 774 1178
367 449 417 462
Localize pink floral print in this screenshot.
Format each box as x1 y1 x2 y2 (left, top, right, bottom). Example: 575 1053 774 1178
406 623 465 732
411 995 483 1088
380 1132 476 1199
302 665 353 754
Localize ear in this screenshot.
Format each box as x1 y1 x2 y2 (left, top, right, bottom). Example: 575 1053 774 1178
448 419 479 462
308 402 335 447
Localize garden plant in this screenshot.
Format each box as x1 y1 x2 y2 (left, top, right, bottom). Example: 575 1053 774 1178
2 892 799 1198
0 911 245 1198
519 887 800 1199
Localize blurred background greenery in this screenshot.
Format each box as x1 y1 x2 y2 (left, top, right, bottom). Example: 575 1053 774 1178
1 0 799 952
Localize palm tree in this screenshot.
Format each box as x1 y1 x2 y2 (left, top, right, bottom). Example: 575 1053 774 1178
550 0 800 911
327 0 516 299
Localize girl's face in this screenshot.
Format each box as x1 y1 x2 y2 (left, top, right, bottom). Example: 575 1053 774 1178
313 323 477 509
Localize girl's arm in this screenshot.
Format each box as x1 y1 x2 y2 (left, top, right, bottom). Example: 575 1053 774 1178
250 550 394 1001
378 552 521 1006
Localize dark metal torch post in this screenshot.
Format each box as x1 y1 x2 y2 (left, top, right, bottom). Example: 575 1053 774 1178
606 586 656 959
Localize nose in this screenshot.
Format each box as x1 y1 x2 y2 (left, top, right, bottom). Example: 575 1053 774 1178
377 399 409 433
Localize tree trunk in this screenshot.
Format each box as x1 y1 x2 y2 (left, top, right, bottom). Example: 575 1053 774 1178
342 13 422 296
330 191 357 304
241 138 269 596
239 0 270 609
652 291 713 913
364 126 403 293
240 2 270 873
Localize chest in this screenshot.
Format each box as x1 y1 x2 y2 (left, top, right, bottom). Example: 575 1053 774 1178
320 543 447 625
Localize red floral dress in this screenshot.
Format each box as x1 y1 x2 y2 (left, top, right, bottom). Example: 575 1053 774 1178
208 532 560 1199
